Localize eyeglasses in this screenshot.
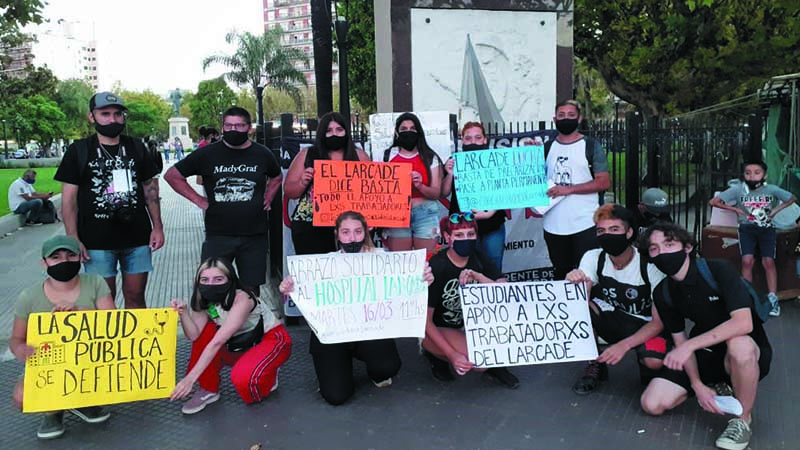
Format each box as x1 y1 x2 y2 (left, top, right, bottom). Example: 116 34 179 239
449 212 475 224
223 123 250 131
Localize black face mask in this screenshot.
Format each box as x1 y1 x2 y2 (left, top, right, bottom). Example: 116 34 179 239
396 131 419 151
452 239 477 257
651 251 687 276
462 143 490 152
555 118 580 135
199 283 231 304
223 130 249 146
597 233 630 257
46 261 82 282
94 122 125 138
324 135 347 151
745 179 764 190
340 240 365 253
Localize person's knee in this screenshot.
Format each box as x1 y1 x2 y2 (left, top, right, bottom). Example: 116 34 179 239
727 337 758 368
368 356 401 381
740 256 755 268
761 257 776 269
640 392 668 416
641 358 663 371
320 385 354 406
13 380 24 410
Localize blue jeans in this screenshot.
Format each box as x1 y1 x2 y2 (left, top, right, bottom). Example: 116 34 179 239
478 223 505 273
14 199 43 221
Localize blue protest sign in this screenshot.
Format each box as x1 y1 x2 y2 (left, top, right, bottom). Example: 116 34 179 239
453 145 548 211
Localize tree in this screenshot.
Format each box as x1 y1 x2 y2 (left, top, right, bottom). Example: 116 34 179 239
12 95 66 149
118 90 172 138
202 27 309 107
338 0 376 113
54 79 94 139
187 77 236 134
0 65 58 99
0 0 45 69
575 0 800 116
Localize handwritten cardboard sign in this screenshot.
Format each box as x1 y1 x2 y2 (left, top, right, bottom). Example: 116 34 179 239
23 308 177 412
369 111 452 164
453 145 548 211
287 250 428 344
312 160 412 228
460 280 597 368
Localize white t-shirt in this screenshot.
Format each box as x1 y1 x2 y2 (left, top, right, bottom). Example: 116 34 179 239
543 139 599 235
578 248 666 321
8 178 34 212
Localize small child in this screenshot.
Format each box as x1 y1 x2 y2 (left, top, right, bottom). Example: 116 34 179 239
709 161 795 316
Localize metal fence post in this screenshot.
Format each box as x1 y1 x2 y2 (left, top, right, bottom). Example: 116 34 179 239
625 111 641 208
748 112 763 162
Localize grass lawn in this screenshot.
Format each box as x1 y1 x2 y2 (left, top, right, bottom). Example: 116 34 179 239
0 168 62 216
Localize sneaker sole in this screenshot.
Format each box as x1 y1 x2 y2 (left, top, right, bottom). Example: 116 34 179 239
68 408 110 424
37 428 65 440
715 440 749 450
181 393 220 415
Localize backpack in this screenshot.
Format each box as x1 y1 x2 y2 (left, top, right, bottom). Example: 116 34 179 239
33 199 58 224
660 258 772 323
73 136 151 180
544 136 605 205
596 249 651 296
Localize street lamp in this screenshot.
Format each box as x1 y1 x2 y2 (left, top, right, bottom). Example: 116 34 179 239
2 119 7 159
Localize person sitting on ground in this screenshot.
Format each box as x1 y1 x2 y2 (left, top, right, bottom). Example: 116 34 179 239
7 169 53 225
11 235 115 440
633 187 674 237
639 222 772 450
709 160 795 317
279 210 434 405
566 204 668 395
422 213 519 389
170 257 291 415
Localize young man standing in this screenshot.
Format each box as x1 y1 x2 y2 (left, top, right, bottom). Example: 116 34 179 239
543 99 611 280
164 106 283 294
640 222 771 450
55 92 164 309
566 204 668 395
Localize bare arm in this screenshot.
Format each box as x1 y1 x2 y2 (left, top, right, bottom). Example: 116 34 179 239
263 173 284 210
441 158 454 198
283 148 311 199
547 172 611 198
60 183 89 260
415 164 444 200
709 195 744 216
598 303 665 365
163 167 208 209
10 318 35 362
769 195 796 218
672 331 723 414
680 308 753 354
143 177 165 250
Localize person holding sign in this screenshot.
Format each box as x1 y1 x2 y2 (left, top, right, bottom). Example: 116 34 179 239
381 112 444 256
11 235 115 440
543 100 610 281
285 112 370 255
565 204 668 396
422 213 519 388
170 258 291 414
280 210 434 405
441 122 508 272
639 222 772 450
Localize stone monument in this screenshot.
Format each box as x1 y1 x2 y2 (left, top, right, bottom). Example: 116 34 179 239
167 88 192 150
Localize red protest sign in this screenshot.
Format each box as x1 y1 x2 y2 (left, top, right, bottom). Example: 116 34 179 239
312 160 411 227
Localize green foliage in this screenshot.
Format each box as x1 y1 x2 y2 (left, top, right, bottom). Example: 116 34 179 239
0 0 45 69
575 0 800 116
235 88 257 122
11 95 66 149
118 90 171 138
187 77 236 133
54 79 94 139
203 27 309 107
339 0 376 113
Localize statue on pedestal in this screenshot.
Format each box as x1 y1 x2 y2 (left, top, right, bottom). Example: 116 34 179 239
168 89 183 117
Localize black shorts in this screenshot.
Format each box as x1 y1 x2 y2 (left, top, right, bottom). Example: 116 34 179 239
202 234 268 287
654 338 772 391
590 306 671 361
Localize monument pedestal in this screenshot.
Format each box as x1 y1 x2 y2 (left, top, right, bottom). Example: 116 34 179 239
168 117 192 150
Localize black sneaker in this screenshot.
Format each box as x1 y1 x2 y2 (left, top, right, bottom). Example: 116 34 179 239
69 406 110 423
572 361 608 395
37 411 65 440
423 350 455 382
483 367 520 389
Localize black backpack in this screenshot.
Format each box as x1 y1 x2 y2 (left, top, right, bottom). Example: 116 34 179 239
33 199 58 224
544 136 605 204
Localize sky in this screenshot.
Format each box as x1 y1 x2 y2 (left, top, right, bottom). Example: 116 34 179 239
36 0 265 96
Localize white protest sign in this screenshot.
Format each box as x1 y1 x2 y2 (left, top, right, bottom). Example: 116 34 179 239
287 250 428 344
369 111 452 163
460 280 597 368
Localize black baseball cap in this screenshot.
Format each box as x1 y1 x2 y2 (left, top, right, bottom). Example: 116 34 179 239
89 92 128 111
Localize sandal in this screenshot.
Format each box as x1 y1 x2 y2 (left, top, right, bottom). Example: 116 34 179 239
572 361 608 395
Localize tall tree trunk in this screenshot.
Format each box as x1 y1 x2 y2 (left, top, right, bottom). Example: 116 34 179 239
311 0 333 117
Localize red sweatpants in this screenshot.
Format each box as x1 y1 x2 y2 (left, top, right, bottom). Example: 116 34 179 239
187 321 292 404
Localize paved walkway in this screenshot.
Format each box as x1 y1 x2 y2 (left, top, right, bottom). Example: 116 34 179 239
0 163 798 449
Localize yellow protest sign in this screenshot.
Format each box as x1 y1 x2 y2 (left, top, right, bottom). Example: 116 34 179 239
23 308 177 413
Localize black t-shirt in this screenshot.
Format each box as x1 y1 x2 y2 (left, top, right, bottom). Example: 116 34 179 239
174 140 281 236
428 249 503 329
54 135 158 250
654 258 769 348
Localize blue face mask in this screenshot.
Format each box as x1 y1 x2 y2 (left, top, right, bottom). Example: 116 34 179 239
452 239 477 257
23 177 35 185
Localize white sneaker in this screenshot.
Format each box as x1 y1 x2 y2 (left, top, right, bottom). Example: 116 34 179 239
372 377 392 388
768 293 780 317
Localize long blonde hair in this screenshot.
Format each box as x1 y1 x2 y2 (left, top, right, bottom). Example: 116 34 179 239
334 211 375 252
